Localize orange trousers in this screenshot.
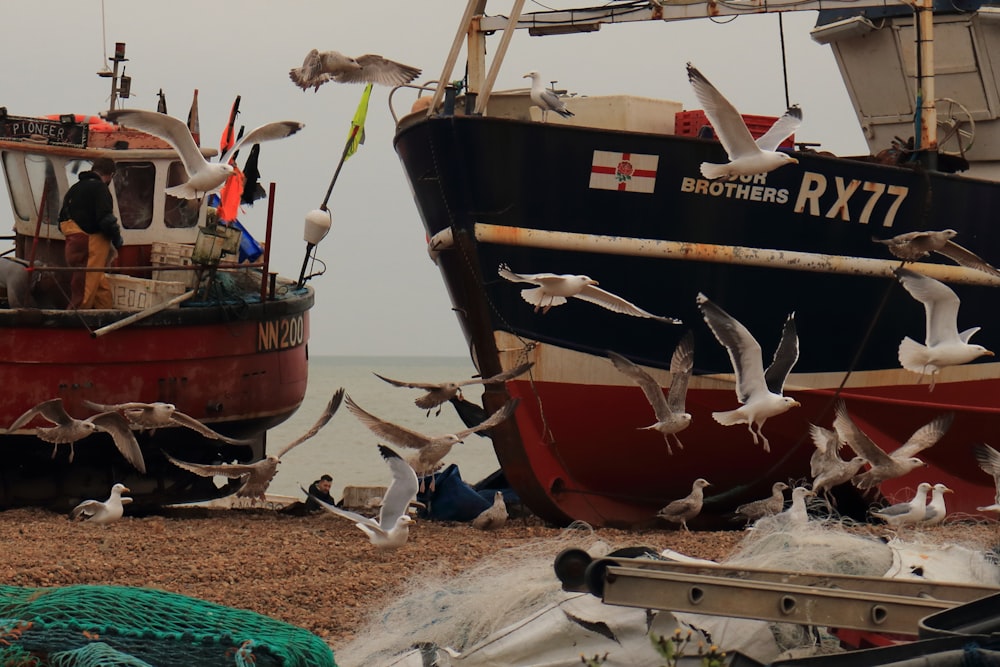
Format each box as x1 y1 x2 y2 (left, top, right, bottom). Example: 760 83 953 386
60 220 113 309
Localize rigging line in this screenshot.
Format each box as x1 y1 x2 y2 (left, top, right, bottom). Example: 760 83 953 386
100 0 109 70
779 14 791 109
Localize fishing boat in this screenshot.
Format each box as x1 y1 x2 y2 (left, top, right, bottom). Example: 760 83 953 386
392 0 1000 527
0 44 318 509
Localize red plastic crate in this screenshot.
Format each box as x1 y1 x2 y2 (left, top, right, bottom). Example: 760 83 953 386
675 109 795 149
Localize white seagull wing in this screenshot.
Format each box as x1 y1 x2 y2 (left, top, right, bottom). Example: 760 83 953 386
103 109 207 177
609 351 671 421
377 444 419 529
686 63 759 160
895 268 962 345
220 121 305 165
576 284 679 322
274 387 345 459
666 332 695 413
763 313 799 395
697 294 766 403
754 106 802 152
833 400 893 466
302 486 385 534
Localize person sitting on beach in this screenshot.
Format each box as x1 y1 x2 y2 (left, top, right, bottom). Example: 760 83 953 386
283 474 342 515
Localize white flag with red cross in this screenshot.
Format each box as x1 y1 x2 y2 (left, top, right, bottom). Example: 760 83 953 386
589 150 658 193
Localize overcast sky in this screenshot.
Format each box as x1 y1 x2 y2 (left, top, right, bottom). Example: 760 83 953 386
1 1 868 357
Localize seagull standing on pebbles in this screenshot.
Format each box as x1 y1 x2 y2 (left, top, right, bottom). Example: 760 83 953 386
696 293 800 452
686 63 801 180
656 478 711 532
523 71 575 121
289 50 421 92
305 444 419 550
499 264 681 322
70 483 131 524
6 398 145 473
103 109 304 199
874 229 1000 278
893 267 993 390
870 482 933 527
608 332 694 454
472 491 509 530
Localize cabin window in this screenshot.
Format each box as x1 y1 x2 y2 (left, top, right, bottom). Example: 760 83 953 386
164 161 200 229
23 154 61 227
110 161 154 230
2 151 33 224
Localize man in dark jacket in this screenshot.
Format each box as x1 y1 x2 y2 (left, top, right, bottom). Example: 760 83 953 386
58 157 123 309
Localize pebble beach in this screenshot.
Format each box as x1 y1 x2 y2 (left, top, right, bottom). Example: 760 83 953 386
1 507 998 658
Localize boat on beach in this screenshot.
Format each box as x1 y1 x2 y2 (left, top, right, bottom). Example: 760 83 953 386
0 44 315 509
392 0 1000 527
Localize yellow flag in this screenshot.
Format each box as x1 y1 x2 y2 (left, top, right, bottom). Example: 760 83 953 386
345 83 372 160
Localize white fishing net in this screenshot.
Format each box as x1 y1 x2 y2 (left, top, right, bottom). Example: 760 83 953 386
336 516 1000 666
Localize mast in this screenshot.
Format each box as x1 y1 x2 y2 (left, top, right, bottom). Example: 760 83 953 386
914 0 938 169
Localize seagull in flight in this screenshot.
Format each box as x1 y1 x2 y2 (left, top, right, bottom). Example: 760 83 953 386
499 263 681 323
345 394 519 489
894 267 993 390
833 399 952 491
163 388 345 499
696 293 800 452
374 361 533 417
874 229 1000 278
808 422 867 506
290 50 421 92
304 444 419 549
523 71 575 121
6 398 145 473
656 478 711 532
686 63 800 180
83 400 249 445
973 443 1000 514
103 109 304 199
608 331 694 454
70 483 132 525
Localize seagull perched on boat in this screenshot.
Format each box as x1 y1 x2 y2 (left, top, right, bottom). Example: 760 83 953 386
808 422 868 507
733 481 788 525
656 478 710 532
69 483 131 525
82 400 249 445
304 444 419 550
696 293 800 453
345 394 519 490
972 443 1000 514
870 482 933 527
163 388 345 499
833 400 952 491
498 263 681 323
374 361 534 417
472 491 509 531
686 63 800 180
607 332 694 454
523 71 575 121
873 229 1000 278
6 398 146 473
102 109 304 199
894 267 993 390
922 483 953 526
289 49 421 92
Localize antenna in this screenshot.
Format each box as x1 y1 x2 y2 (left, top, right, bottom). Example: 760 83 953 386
96 0 113 77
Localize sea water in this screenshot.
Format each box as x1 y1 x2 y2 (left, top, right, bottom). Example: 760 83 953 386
265 356 502 502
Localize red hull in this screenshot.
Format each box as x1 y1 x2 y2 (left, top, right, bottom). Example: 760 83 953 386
493 363 999 529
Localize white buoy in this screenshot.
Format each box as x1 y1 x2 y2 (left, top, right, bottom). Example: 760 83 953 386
304 208 332 245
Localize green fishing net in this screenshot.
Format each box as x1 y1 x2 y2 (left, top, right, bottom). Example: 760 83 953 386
0 585 335 667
